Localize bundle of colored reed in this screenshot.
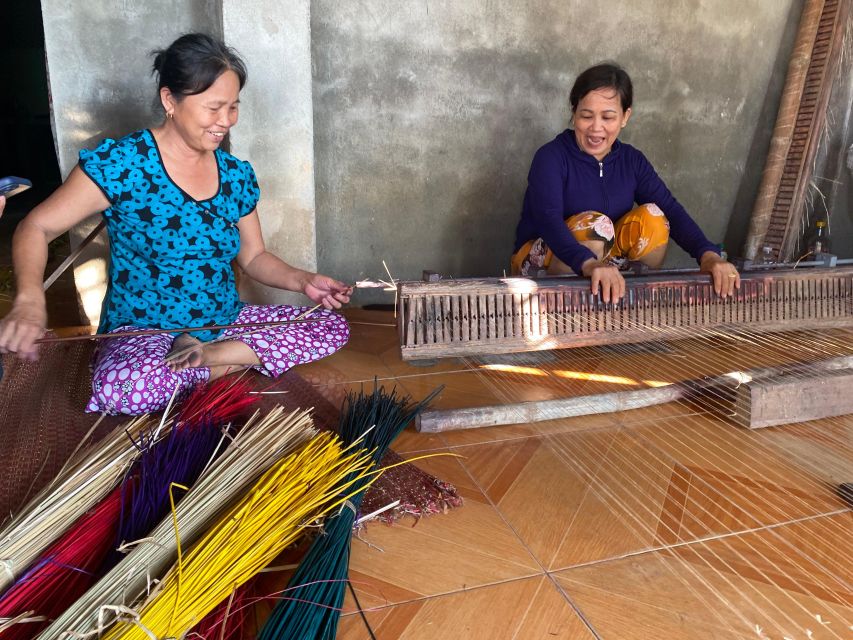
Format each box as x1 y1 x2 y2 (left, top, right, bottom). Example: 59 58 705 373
0 414 158 594
102 430 376 640
258 384 441 640
186 581 252 640
114 377 259 560
0 486 123 639
174 376 259 427
38 406 316 640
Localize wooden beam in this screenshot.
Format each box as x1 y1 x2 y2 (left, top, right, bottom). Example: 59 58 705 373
417 385 685 432
416 355 853 432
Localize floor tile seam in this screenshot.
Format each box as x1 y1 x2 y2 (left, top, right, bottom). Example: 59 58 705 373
356 464 544 569
507 577 548 640
506 574 603 640
453 440 554 574
362 521 543 572
619 417 852 532
338 572 548 619
544 572 604 640
546 507 853 574
448 431 541 506
548 572 757 640
542 426 624 571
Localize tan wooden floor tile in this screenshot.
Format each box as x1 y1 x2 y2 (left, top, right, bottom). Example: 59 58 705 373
459 411 849 573
396 368 505 409
554 512 853 640
461 430 669 570
631 414 844 528
758 417 853 486
337 576 595 639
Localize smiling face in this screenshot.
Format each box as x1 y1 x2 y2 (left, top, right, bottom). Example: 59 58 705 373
572 88 631 161
161 69 241 152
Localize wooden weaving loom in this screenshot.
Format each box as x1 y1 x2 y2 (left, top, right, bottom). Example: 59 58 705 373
396 264 853 432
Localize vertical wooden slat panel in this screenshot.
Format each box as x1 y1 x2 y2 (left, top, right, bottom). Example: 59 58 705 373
478 294 488 342
461 295 470 342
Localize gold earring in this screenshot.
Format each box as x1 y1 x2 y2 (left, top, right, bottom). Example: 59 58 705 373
167 112 174 119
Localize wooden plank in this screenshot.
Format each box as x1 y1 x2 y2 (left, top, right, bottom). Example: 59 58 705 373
495 293 504 340
503 293 513 337
417 386 685 432
426 295 435 345
478 294 488 342
486 293 496 340
442 295 452 344
734 369 853 429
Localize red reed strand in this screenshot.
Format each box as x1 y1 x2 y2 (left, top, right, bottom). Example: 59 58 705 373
0 487 124 639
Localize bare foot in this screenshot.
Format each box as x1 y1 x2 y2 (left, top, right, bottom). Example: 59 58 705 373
166 333 205 371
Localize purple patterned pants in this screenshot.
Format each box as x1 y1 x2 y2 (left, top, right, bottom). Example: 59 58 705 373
86 304 349 415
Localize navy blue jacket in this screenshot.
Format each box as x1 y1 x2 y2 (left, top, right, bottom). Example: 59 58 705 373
514 130 718 275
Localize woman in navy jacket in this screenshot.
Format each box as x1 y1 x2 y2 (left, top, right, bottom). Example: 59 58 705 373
512 63 740 303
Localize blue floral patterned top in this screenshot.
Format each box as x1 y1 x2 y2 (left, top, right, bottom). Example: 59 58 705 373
79 129 260 341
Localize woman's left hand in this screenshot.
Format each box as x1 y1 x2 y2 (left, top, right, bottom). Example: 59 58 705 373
303 273 352 309
700 251 740 298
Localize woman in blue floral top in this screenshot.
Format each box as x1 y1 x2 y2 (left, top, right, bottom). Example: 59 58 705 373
0 34 351 415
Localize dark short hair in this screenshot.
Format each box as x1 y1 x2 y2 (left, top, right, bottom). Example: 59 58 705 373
152 33 247 98
569 63 633 112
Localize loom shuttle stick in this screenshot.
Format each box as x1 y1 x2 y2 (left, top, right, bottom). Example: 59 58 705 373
416 354 853 432
34 317 329 344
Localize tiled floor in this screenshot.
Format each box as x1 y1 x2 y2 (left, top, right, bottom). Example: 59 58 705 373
10 307 849 638
285 311 853 639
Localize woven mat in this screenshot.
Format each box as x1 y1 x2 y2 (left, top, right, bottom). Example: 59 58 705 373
0 339 460 521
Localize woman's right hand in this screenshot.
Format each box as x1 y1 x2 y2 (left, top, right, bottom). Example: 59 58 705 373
0 296 47 360
581 258 625 303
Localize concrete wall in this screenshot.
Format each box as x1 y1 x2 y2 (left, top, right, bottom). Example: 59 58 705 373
42 0 825 317
41 0 222 323
223 0 318 306
310 0 805 302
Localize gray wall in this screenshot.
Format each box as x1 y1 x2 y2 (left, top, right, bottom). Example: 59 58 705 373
43 0 222 178
223 0 318 306
43 0 833 317
42 0 222 323
311 0 805 299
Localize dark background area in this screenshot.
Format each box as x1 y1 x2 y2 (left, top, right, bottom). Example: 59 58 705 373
1 3 81 327
1 3 60 228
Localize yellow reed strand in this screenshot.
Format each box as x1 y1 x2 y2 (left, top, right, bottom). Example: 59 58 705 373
102 431 377 640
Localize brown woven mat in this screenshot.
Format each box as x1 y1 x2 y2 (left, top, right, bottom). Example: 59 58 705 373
0 339 460 522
